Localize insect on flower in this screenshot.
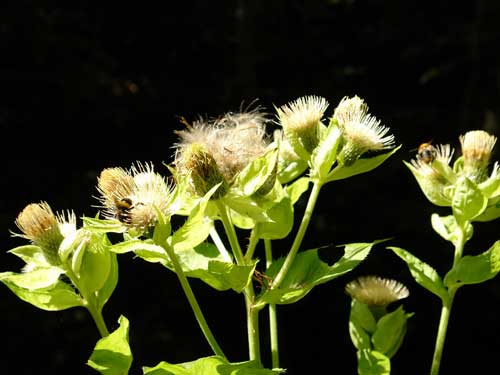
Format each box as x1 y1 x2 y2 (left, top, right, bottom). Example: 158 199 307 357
416 141 437 164
114 197 134 224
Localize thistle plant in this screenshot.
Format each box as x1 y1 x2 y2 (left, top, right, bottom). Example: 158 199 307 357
391 130 500 375
1 94 400 374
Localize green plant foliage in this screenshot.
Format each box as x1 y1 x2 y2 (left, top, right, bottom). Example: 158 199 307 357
258 242 376 305
371 306 411 358
357 350 390 375
143 356 284 375
451 176 488 225
389 247 449 303
88 315 132 375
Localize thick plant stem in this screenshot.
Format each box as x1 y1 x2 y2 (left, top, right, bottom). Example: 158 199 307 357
430 223 466 375
87 303 110 337
265 239 280 369
163 242 226 359
272 181 323 289
216 202 261 362
430 292 456 375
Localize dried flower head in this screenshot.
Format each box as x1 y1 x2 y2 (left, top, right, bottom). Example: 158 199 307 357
345 275 409 306
276 96 329 157
459 130 497 182
97 163 173 232
174 108 272 196
333 96 394 166
14 202 75 265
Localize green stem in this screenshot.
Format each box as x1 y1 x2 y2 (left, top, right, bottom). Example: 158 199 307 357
264 239 279 369
162 242 226 359
87 302 110 337
216 202 261 362
271 180 323 290
430 223 466 375
244 228 260 262
65 268 110 337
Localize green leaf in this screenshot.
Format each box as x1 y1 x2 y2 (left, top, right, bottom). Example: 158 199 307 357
389 247 449 303
224 194 271 229
0 278 83 311
349 300 376 351
78 233 113 295
88 315 132 375
82 217 126 233
143 356 284 375
96 252 119 309
309 124 342 181
8 245 50 268
258 242 376 305
326 146 400 183
404 161 452 207
473 197 500 222
285 176 310 204
431 214 473 247
444 240 500 288
234 149 278 196
0 267 63 290
255 196 294 240
371 306 411 358
357 350 391 375
277 159 308 184
478 171 500 198
452 176 488 224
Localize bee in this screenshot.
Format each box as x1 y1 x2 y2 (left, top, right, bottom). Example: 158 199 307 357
416 141 437 164
114 197 134 224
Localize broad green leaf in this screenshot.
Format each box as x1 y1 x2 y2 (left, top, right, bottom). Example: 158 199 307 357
371 306 411 358
357 350 391 375
171 190 215 252
277 159 308 184
143 356 284 375
0 267 63 290
349 300 376 351
431 214 473 246
0 278 83 311
285 176 310 204
258 242 376 305
224 194 271 228
309 124 342 182
474 197 500 222
96 252 119 309
8 245 50 268
389 247 449 303
88 315 132 375
326 146 400 183
452 176 488 224
78 232 112 295
82 217 126 233
444 240 500 288
255 197 293 240
234 149 278 196
404 161 452 207
478 171 500 198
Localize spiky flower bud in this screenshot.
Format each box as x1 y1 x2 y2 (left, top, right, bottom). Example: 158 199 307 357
333 96 394 166
14 202 75 265
345 275 409 307
97 163 173 233
459 130 497 183
276 96 329 160
174 108 272 197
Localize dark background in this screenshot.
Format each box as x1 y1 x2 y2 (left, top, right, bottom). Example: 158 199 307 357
2 1 500 374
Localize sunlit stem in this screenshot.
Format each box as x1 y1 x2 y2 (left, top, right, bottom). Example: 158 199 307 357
65 267 110 337
162 241 226 359
210 226 232 262
430 223 466 375
265 239 280 369
216 201 261 363
271 180 323 289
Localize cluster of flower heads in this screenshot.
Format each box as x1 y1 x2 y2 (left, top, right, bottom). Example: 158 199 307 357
408 130 498 207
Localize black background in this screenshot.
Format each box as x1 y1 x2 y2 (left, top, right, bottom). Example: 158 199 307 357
2 1 500 374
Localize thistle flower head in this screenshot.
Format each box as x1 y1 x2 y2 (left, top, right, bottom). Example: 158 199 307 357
174 108 272 195
333 96 394 166
345 275 409 307
276 96 329 157
459 130 497 182
96 163 174 233
14 202 75 265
